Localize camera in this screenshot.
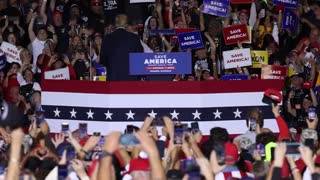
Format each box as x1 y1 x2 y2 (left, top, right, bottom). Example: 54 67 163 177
20 84 34 103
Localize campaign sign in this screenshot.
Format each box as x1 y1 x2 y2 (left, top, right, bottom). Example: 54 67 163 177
202 0 230 17
231 0 253 3
175 28 197 34
129 52 191 75
149 29 176 36
44 67 70 80
223 24 249 45
177 31 204 50
0 41 21 63
282 8 298 32
273 0 298 8
221 74 249 80
130 0 155 3
251 50 268 68
223 48 252 69
261 65 287 80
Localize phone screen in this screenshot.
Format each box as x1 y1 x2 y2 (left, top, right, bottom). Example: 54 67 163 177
119 134 140 146
174 124 183 144
191 122 199 133
286 143 301 156
58 165 68 179
214 142 225 165
308 107 316 120
61 123 69 137
79 123 88 139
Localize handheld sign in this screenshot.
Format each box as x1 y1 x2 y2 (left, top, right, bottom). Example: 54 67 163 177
129 52 192 75
223 48 252 69
282 8 298 33
177 31 204 51
44 67 70 80
149 29 176 36
273 0 298 8
0 41 21 64
221 74 249 80
251 50 268 68
130 0 155 3
223 24 249 45
261 65 287 80
202 0 230 17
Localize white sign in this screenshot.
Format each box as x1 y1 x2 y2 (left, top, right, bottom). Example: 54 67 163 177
0 41 21 64
223 48 252 69
130 0 155 3
44 67 70 80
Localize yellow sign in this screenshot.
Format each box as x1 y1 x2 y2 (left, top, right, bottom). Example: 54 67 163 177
251 50 268 68
93 76 107 81
243 26 252 44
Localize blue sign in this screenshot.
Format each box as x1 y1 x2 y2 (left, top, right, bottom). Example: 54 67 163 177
273 0 298 8
177 31 204 51
221 74 249 80
149 29 176 36
129 52 192 75
282 8 298 33
202 0 229 17
0 54 6 70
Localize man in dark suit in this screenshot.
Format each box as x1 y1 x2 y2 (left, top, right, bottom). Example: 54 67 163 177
100 14 143 81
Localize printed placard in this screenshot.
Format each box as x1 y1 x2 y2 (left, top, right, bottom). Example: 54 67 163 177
149 29 176 36
223 24 249 45
129 52 192 75
202 0 230 17
261 65 287 80
177 31 204 50
251 50 268 68
0 41 21 64
44 67 70 80
223 48 252 69
282 8 298 32
130 0 155 3
221 74 249 80
273 0 298 8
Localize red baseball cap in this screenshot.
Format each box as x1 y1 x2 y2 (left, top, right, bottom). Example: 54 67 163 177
91 0 102 6
53 10 62 16
239 9 249 16
225 142 239 163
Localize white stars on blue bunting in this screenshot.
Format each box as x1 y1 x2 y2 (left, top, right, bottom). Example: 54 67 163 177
86 109 94 119
213 109 222 119
54 108 61 117
70 108 77 118
104 110 113 120
192 109 201 120
126 110 135 120
233 108 242 118
148 110 157 118
170 109 180 120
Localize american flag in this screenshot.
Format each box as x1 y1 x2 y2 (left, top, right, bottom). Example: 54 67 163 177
41 80 283 135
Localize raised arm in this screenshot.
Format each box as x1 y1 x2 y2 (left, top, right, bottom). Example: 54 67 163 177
204 32 218 79
28 13 37 42
39 0 48 24
155 2 164 29
168 0 174 29
180 9 187 28
199 5 205 31
50 0 56 12
6 128 24 180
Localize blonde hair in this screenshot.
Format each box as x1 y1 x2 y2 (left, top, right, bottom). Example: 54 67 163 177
115 14 128 28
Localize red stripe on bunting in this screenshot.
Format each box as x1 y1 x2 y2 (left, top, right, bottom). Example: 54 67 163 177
41 80 284 94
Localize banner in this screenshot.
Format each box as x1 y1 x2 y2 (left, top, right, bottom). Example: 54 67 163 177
243 26 252 44
282 8 298 32
129 52 192 75
261 65 287 80
223 48 252 69
0 49 6 70
251 50 268 68
130 0 155 3
44 67 70 80
175 28 197 34
223 24 249 45
0 41 21 64
177 31 204 50
202 0 230 17
273 0 298 8
41 80 283 135
231 0 253 3
149 29 176 36
221 74 249 80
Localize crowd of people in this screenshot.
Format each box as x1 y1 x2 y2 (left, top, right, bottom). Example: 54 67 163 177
0 0 319 179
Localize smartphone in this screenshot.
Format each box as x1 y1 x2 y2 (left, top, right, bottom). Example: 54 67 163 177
152 117 164 126
257 144 265 158
308 107 316 121
58 165 68 179
174 124 183 144
35 111 45 125
79 123 88 139
214 142 225 165
119 134 140 146
66 145 75 161
182 159 200 173
61 123 69 137
260 9 266 18
191 122 199 134
249 118 256 131
286 142 301 156
304 138 315 150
